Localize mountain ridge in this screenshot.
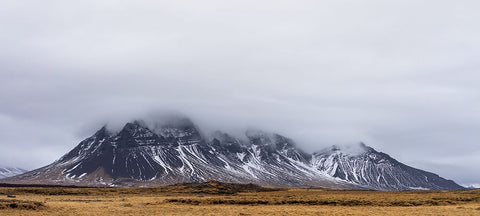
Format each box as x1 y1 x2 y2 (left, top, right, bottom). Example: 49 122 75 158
2 117 464 190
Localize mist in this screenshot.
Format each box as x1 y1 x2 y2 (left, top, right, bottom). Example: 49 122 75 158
1 0 479 187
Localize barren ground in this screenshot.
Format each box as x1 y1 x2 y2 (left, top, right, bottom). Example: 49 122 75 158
1 182 479 216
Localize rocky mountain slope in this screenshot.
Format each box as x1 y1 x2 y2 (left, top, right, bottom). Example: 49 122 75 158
3 117 463 190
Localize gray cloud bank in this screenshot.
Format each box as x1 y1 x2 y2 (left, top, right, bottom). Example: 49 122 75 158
0 1 479 186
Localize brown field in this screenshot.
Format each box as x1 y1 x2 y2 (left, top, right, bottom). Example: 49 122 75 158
1 181 479 216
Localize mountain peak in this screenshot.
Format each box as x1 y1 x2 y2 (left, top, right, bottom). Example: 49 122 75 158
93 125 111 138
319 142 372 156
121 120 149 130
211 131 241 144
149 116 195 129
245 129 295 148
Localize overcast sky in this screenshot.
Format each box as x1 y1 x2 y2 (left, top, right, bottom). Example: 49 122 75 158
1 0 479 187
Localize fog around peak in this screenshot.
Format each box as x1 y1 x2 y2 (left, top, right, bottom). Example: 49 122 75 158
324 143 370 156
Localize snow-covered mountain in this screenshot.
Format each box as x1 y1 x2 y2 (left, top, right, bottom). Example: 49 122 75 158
0 166 27 179
312 144 462 190
3 117 463 190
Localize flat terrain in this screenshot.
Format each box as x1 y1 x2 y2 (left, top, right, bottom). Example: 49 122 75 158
1 181 479 215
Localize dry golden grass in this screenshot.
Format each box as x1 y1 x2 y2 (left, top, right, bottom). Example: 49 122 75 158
1 182 479 215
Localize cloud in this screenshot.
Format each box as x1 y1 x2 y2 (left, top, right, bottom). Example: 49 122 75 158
0 0 479 185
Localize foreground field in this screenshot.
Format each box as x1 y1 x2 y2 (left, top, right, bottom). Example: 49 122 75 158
1 182 479 215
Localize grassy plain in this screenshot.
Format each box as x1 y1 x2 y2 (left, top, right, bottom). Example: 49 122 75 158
1 182 479 216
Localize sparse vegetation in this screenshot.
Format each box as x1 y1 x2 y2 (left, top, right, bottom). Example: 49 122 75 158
0 199 45 210
0 182 479 215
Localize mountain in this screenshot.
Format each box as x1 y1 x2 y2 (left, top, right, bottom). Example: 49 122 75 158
2 117 464 190
311 144 462 190
0 166 27 179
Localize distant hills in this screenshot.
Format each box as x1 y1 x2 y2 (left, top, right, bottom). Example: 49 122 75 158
0 166 27 179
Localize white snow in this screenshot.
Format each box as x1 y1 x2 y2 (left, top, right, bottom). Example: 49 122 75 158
408 186 430 190
236 152 246 161
65 163 82 173
153 153 172 175
176 145 195 174
218 157 232 170
241 164 257 178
